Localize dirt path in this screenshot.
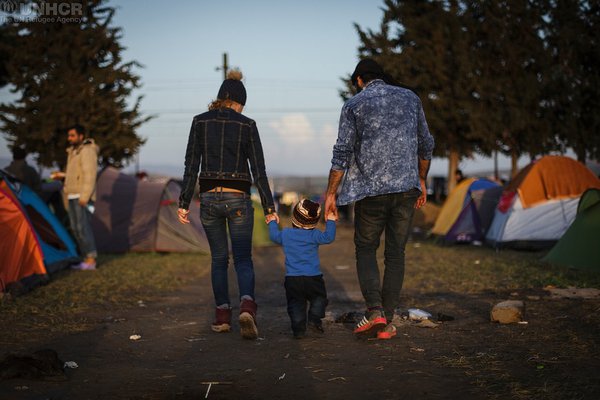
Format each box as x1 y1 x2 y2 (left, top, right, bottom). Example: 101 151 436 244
1 226 599 399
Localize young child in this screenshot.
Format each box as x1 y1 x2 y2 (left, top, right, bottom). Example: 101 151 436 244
267 198 336 339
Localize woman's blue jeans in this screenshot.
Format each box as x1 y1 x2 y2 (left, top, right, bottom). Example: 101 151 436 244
199 192 255 307
353 190 419 320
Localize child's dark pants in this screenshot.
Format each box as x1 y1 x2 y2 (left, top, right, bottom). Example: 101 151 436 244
284 275 328 335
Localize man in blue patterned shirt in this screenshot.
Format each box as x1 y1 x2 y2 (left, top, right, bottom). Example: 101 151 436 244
325 58 435 340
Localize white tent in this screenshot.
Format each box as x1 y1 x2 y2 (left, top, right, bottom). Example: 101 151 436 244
486 156 600 248
486 196 579 248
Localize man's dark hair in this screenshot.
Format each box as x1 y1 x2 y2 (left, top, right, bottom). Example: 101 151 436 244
68 124 86 136
358 72 384 85
351 58 384 87
12 147 27 160
351 58 418 95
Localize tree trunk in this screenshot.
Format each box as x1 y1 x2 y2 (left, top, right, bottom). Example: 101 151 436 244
510 149 519 178
447 148 460 194
575 146 586 163
493 150 499 182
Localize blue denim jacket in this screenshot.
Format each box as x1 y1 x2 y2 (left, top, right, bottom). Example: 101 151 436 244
179 107 275 214
331 80 435 205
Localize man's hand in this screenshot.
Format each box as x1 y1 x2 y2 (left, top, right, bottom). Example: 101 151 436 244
324 168 343 221
78 198 87 207
265 212 279 224
324 193 338 221
50 171 65 180
415 179 427 209
178 208 190 224
416 158 431 210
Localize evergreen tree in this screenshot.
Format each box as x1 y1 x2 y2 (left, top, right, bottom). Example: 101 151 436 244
345 0 599 181
0 26 12 87
0 0 150 168
545 0 600 162
349 0 492 191
469 0 552 176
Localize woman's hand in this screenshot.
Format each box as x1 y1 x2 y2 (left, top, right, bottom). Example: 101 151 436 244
178 208 190 224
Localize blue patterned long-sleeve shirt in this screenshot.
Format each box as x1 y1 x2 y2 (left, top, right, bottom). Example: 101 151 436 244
331 79 435 205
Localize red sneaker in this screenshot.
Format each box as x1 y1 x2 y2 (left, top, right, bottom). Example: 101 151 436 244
376 323 397 340
353 310 387 337
211 307 232 333
239 299 258 340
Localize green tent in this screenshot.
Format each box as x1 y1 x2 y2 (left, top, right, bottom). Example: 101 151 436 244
543 189 600 270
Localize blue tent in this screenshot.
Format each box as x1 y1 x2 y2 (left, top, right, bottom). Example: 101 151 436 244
433 178 502 243
1 171 79 273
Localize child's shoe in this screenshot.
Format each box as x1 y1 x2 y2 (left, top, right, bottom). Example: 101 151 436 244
293 330 306 339
308 320 324 335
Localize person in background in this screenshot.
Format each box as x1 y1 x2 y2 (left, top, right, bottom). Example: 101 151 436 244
4 146 41 194
177 71 278 340
267 199 336 339
455 169 465 184
325 58 435 340
52 124 99 271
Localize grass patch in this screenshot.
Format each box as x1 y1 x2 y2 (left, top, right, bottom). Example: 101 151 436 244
403 240 600 293
0 252 209 340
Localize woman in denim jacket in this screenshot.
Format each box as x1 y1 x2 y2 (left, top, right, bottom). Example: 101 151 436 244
178 71 278 340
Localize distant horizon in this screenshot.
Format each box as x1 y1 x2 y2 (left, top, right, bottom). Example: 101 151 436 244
1 153 566 180
3 153 598 197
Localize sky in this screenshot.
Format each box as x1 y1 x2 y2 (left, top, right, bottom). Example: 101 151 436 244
0 0 533 179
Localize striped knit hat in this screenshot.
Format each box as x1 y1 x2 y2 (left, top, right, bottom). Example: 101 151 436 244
291 199 321 229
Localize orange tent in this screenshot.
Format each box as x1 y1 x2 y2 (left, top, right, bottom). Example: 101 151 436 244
504 156 600 208
0 179 47 292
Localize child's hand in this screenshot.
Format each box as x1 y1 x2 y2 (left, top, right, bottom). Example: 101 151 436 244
326 212 338 222
265 213 278 224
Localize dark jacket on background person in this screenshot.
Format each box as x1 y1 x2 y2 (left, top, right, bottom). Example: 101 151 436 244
179 107 275 214
4 159 41 193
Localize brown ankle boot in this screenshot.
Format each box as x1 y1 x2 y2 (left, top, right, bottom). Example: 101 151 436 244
239 299 258 340
211 307 232 333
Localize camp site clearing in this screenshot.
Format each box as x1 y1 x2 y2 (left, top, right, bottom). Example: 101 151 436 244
1 223 599 400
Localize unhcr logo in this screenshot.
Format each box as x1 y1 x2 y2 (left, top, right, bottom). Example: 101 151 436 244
0 0 83 23
0 0 17 13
